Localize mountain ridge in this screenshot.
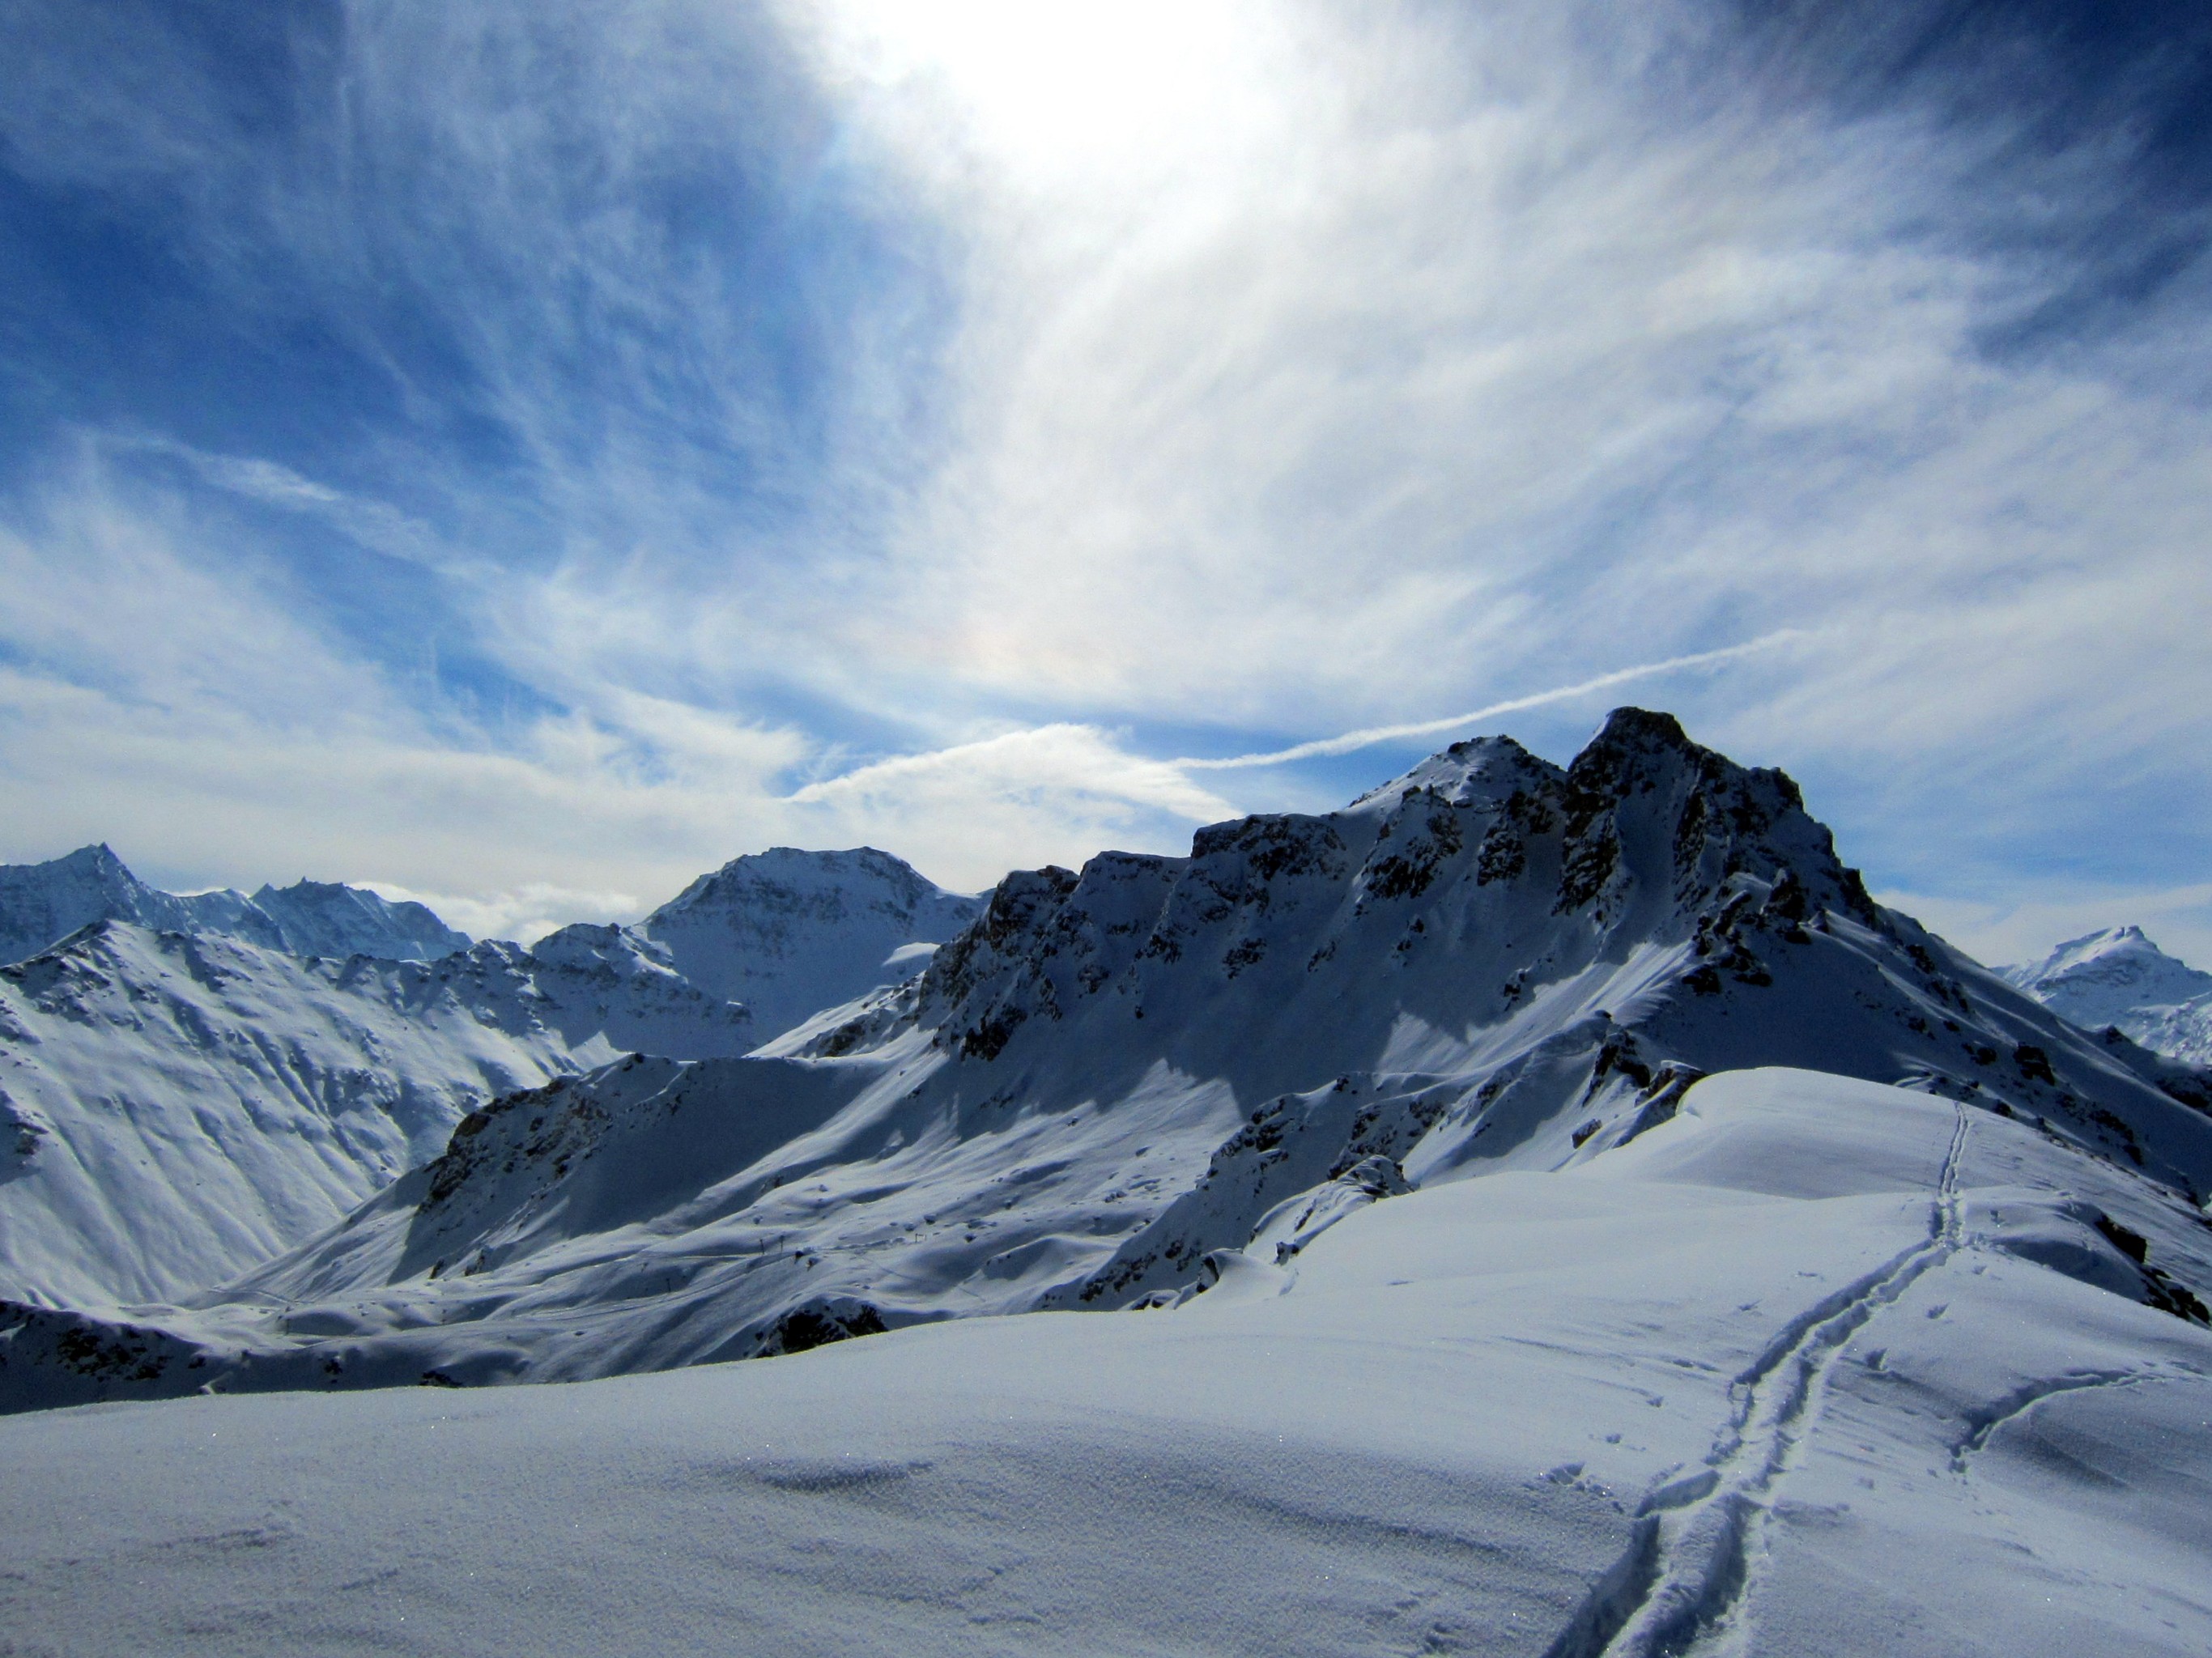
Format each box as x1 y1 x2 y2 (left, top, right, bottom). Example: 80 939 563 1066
0 845 988 1310
12 708 2204 1409
0 844 471 967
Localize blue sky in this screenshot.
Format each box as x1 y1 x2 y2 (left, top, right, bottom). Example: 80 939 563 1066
1 1 2208 963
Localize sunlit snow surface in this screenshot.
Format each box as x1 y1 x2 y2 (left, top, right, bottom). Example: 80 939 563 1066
2 1069 2206 1656
0 920 755 1306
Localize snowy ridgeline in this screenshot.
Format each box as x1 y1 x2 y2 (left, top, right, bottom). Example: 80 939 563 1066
2004 925 2212 1068
0 844 474 966
8 709 2209 1419
0 848 980 1307
3 1069 2209 1656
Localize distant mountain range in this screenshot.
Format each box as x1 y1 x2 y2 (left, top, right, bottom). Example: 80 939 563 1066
8 708 2204 1411
0 844 470 966
0 845 981 1308
2002 925 2212 1067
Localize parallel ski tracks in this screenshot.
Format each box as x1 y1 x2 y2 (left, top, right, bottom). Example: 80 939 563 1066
1542 1106 1972 1658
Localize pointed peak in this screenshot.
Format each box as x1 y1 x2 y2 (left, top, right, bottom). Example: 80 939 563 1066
1351 733 1560 810
2058 925 2154 954
1563 708 1723 797
1587 707 1699 756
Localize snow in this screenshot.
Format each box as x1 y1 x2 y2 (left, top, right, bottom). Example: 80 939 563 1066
637 847 981 1040
0 848 993 1307
3 713 2211 1650
1 1069 2206 1655
10 710 2207 1410
0 844 473 967
0 921 753 1307
2004 925 2212 1067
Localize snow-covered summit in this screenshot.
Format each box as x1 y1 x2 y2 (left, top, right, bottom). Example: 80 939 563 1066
636 845 981 1039
34 708 2210 1407
246 878 471 962
0 845 471 967
1346 732 1558 809
2003 925 2212 1023
0 844 273 963
2004 925 2212 1066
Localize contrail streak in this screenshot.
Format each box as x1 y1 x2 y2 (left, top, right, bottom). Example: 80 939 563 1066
1172 631 1808 771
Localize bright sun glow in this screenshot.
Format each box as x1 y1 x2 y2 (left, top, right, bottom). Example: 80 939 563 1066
801 1 1275 183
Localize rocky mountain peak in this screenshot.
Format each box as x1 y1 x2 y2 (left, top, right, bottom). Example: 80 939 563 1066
910 709 1886 1073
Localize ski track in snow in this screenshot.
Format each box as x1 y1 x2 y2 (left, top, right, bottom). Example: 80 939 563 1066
1949 1367 2176 1473
1546 1104 1971 1658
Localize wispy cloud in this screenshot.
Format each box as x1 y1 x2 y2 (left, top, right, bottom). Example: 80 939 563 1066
0 2 2206 956
1175 633 1814 769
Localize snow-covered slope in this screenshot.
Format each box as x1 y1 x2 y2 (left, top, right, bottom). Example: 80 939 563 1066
2004 925 2212 1066
16 710 2209 1403
0 845 471 966
636 847 981 1039
2 1069 2206 1656
247 878 472 962
0 920 754 1307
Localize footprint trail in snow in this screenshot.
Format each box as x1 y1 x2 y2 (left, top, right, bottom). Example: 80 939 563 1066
1546 1106 1971 1658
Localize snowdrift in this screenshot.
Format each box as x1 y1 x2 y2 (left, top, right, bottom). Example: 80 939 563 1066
2 1068 2206 1655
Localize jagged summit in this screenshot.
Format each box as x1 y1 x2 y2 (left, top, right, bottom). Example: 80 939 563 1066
31 709 2210 1411
905 704 1881 1089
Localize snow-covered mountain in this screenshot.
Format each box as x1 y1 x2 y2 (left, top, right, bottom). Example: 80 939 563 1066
7 1067 2207 1655
15 710 2206 1408
245 878 471 962
2003 925 2212 1066
0 845 470 966
0 920 754 1307
636 846 981 1039
0 844 985 1313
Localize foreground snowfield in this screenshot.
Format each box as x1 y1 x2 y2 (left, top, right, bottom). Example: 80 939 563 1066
4 1069 2206 1657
